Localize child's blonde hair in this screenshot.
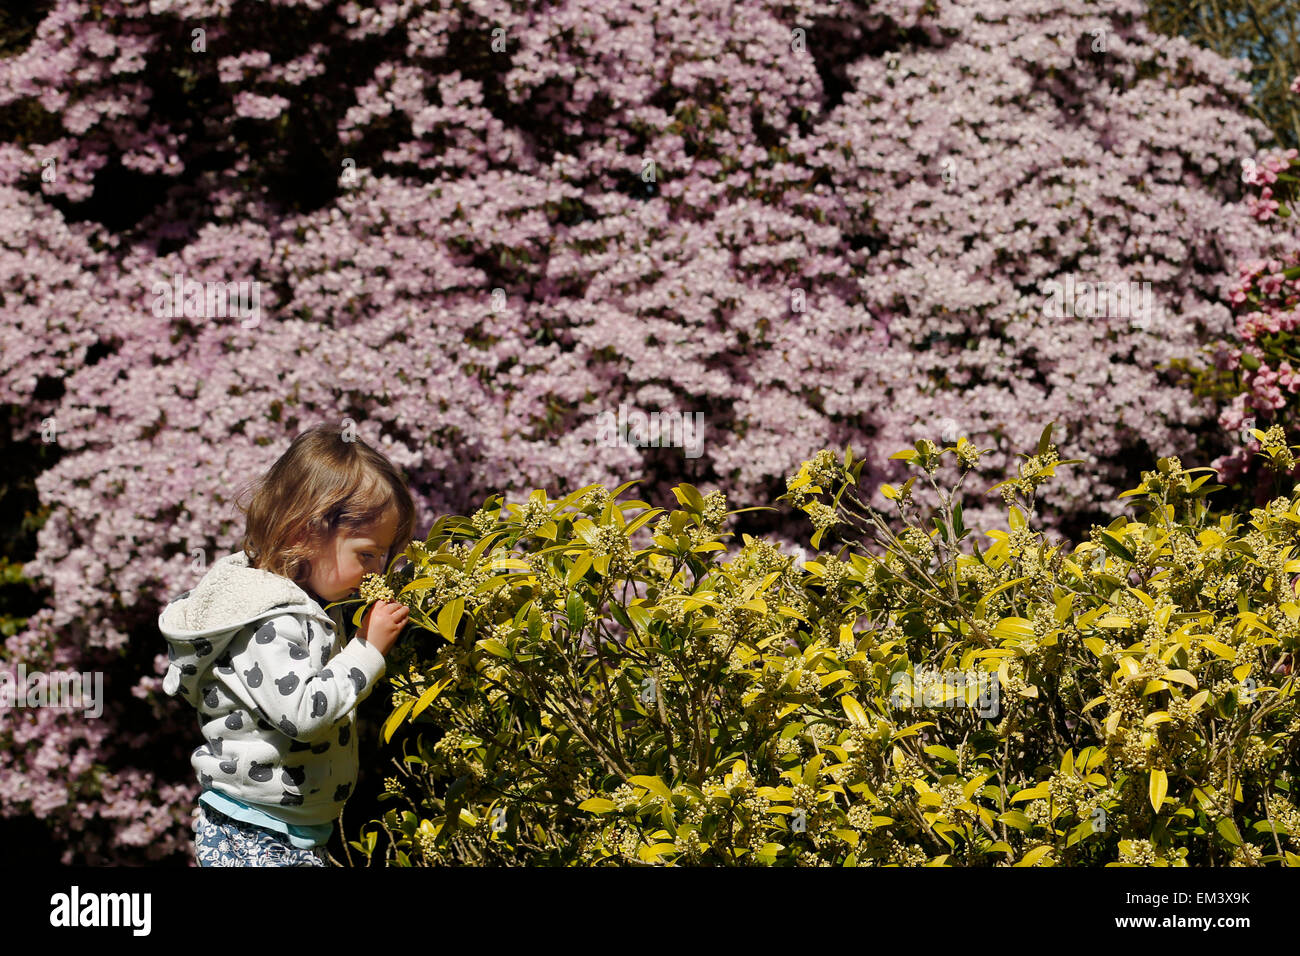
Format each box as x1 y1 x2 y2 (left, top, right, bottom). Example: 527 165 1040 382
233 424 416 586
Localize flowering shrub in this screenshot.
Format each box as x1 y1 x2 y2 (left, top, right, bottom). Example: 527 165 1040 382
1207 77 1300 491
0 0 1289 861
353 425 1300 865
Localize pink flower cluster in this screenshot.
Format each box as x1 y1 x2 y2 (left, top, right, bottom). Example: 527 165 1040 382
1248 188 1280 221
0 0 1286 862
1242 149 1297 187
1213 140 1300 485
1241 151 1296 220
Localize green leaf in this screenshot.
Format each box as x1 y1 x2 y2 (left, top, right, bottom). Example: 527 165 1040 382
1010 783 1050 803
566 591 586 631
923 744 960 764
622 508 665 536
1066 819 1095 847
566 551 593 585
1217 817 1244 846
637 843 678 862
436 598 465 641
578 798 617 813
400 575 447 596
465 531 507 570
992 617 1034 640
609 601 634 631
382 697 416 744
630 775 674 803
841 695 868 726
548 483 603 514
997 810 1033 831
1015 845 1051 867
974 576 1029 618
802 752 824 786
1037 422 1054 456
410 677 455 720
832 828 860 846
625 604 651 634
1098 532 1134 563
1149 769 1167 812
672 484 706 512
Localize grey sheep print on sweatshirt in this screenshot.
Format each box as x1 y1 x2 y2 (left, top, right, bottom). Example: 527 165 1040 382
159 551 387 825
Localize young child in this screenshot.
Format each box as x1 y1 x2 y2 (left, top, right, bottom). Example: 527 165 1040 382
159 424 415 866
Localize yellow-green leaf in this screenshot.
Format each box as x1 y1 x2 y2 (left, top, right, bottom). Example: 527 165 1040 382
566 552 593 586
411 677 455 719
1217 817 1243 845
1014 845 1052 867
638 843 677 862
436 598 465 640
1010 783 1050 803
1149 769 1168 812
842 695 868 726
993 617 1035 640
630 775 674 803
382 697 416 744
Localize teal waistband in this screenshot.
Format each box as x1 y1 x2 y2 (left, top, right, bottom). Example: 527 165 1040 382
200 789 334 849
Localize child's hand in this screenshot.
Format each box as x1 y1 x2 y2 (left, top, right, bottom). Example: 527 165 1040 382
359 600 410 656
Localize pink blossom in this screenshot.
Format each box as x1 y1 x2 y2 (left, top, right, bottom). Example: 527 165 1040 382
232 91 289 120
1249 187 1280 221
1279 361 1300 393
1260 272 1285 296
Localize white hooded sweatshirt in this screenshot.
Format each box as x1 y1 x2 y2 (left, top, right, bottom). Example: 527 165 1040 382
159 550 387 826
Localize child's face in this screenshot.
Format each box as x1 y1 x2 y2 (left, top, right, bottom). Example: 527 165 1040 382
304 509 399 604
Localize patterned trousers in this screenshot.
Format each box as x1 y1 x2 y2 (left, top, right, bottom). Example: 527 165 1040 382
193 803 329 867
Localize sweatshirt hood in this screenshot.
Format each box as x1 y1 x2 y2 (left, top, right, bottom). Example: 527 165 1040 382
159 551 339 707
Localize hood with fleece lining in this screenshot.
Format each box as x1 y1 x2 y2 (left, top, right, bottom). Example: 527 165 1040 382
159 550 342 708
